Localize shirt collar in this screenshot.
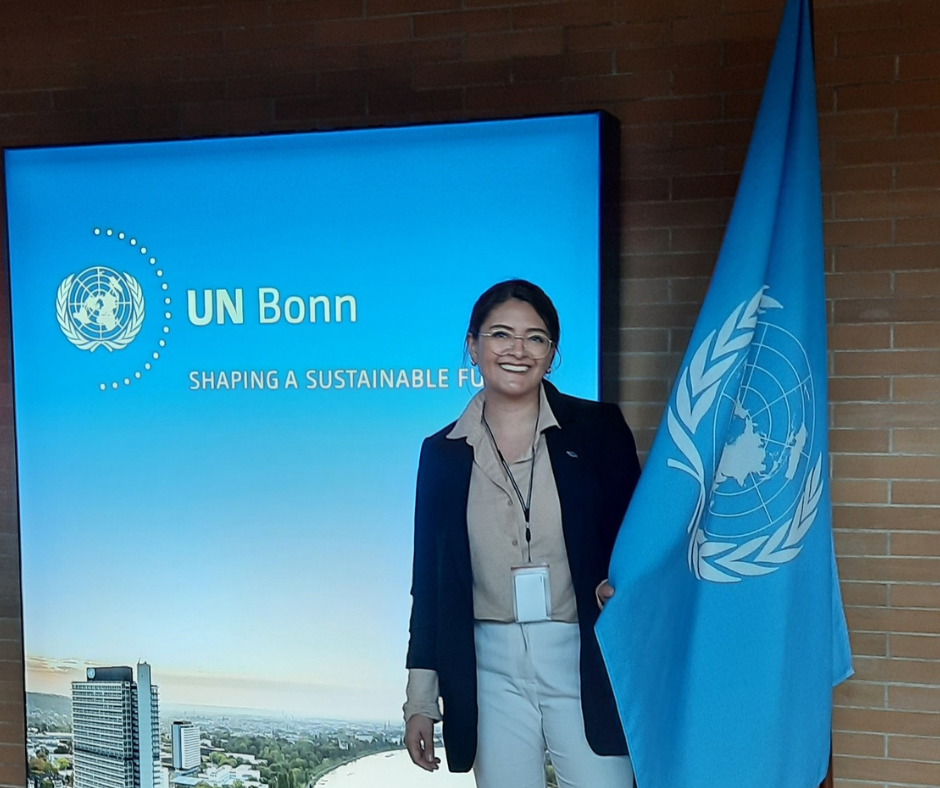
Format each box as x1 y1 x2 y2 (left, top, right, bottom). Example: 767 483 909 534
446 384 560 443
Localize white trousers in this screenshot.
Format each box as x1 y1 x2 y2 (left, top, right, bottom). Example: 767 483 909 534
473 621 634 788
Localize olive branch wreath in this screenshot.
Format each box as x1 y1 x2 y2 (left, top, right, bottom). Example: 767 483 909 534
666 287 823 583
56 272 145 352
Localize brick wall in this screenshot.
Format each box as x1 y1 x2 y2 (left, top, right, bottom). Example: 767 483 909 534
0 1 937 786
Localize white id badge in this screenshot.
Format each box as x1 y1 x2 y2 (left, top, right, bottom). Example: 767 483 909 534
511 564 551 623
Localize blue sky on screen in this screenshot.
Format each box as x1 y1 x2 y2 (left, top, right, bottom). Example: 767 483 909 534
7 114 603 720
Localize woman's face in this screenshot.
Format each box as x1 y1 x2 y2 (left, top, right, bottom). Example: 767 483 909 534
467 298 555 403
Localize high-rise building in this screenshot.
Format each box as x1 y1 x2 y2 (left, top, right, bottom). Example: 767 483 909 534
72 662 160 788
170 721 201 771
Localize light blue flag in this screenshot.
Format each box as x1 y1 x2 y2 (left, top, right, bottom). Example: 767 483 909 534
595 0 853 786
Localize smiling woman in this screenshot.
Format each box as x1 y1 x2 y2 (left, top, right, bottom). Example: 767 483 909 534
403 280 642 788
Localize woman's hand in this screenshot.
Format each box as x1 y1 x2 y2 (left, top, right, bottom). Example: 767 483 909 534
596 579 615 609
405 714 441 771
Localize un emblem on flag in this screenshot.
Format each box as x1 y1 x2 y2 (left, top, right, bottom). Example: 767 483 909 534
55 266 145 352
667 288 823 583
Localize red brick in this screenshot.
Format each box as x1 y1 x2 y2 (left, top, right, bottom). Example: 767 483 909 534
673 11 778 44
724 38 774 67
894 377 940 403
830 428 891 453
839 24 940 57
367 0 459 16
838 81 940 112
617 42 719 73
893 481 940 506
567 21 669 52
626 147 726 178
833 454 940 481
511 1 612 29
622 252 717 279
895 322 940 349
566 72 671 104
836 139 940 169
824 218 893 247
890 634 940 660
177 2 271 29
816 55 896 88
837 530 890 557
274 93 366 122
270 0 363 23
618 377 670 402
819 109 896 143
828 322 892 350
672 119 752 150
622 178 670 202
834 297 940 324
620 277 669 305
670 225 725 253
180 51 272 80
671 63 766 96
614 0 718 23
225 23 319 53
834 402 940 430
620 95 723 125
318 15 412 46
816 2 901 32
835 187 940 219
898 107 940 136
723 90 762 121
889 734 940 762
672 172 738 200
413 59 509 89
224 73 317 100
895 271 940 296
894 532 940 558
834 506 938 532
624 198 731 228
835 349 940 376
464 80 563 112
899 51 940 82
368 86 463 116
412 8 510 37
829 376 891 402
623 228 670 255
836 245 940 272
318 66 411 93
618 327 670 353
893 427 940 453
897 162 940 190
465 28 565 60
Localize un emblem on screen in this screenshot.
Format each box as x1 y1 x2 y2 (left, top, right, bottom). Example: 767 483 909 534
56 266 145 352
667 288 823 583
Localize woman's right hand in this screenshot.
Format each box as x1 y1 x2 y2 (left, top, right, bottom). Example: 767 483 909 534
405 714 441 771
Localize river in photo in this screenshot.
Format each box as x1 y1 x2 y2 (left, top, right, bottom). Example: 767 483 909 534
316 749 475 787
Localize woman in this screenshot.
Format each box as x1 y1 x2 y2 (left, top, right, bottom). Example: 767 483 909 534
404 280 640 788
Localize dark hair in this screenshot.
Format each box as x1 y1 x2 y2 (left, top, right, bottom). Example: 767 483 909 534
467 279 560 346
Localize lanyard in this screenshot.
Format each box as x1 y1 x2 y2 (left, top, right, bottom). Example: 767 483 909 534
481 400 540 563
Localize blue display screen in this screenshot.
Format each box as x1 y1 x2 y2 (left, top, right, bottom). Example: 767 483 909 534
6 114 606 755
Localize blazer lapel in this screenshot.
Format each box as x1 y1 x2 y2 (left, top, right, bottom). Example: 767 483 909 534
437 436 475 601
544 384 589 585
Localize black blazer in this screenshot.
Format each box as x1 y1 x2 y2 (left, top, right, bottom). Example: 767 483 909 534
406 382 641 772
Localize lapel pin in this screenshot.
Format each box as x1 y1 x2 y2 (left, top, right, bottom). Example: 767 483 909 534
566 450 578 458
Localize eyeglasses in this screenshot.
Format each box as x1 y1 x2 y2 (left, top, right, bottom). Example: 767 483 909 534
478 330 554 359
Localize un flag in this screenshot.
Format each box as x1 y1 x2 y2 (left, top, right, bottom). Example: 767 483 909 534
595 0 853 786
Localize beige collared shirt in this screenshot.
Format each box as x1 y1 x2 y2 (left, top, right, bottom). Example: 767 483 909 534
447 386 577 623
404 386 578 722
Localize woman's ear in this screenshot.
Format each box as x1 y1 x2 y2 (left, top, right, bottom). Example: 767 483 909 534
466 333 479 366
